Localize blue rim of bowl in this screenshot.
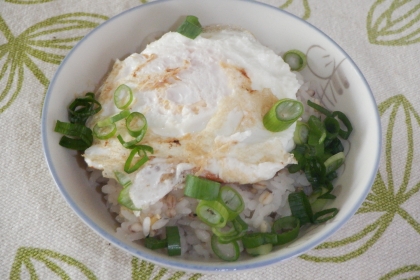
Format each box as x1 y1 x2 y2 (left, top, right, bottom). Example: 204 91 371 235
41 0 382 273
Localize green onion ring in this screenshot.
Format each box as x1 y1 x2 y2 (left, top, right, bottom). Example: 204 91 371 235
68 92 102 124
288 191 313 225
307 100 332 117
184 175 220 201
166 226 181 256
93 123 117 140
144 237 167 250
293 121 309 145
114 84 133 110
117 185 141 210
126 112 147 137
332 111 353 139
54 120 93 150
176 15 202 39
283 49 307 71
313 208 339 224
245 243 273 256
324 152 345 175
263 99 303 132
324 116 340 140
218 186 245 221
114 171 132 189
124 146 151 174
196 200 229 228
272 216 300 246
211 234 240 262
96 109 130 128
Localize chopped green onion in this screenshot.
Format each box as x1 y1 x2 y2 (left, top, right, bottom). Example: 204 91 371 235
242 233 265 249
263 98 303 132
283 49 307 71
96 109 130 127
324 152 345 175
118 186 141 210
144 237 167 250
166 226 181 256
114 171 132 188
196 200 229 228
325 138 344 154
245 243 273 256
184 175 220 201
307 116 326 145
218 186 244 221
288 191 313 225
211 234 240 262
217 216 248 244
307 100 331 117
126 112 147 137
293 121 309 145
262 233 278 245
176 15 202 39
124 145 153 174
272 216 300 246
324 116 340 140
313 208 339 224
54 120 93 150
232 216 248 233
332 111 353 139
117 131 147 149
68 92 102 125
114 84 133 110
93 123 116 140
212 221 237 237
304 158 326 186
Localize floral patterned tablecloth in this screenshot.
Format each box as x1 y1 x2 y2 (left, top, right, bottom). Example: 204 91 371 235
1 0 420 279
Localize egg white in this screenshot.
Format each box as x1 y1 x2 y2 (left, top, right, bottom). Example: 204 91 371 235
84 26 300 209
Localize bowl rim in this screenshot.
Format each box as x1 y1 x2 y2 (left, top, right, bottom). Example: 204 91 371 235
41 0 382 273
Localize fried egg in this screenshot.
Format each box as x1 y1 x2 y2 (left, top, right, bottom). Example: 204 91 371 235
84 26 300 209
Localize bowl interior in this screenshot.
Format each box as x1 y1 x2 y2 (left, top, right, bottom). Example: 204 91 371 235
42 0 381 273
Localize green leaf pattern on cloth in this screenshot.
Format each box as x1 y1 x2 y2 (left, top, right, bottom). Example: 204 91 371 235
5 0 54 4
9 247 97 280
0 13 108 114
300 94 420 262
367 0 420 45
279 0 311 20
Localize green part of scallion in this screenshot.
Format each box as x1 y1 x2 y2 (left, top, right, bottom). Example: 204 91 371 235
263 99 303 132
54 120 93 150
117 130 147 149
183 175 220 201
272 216 300 246
114 171 132 189
211 234 240 262
176 15 202 39
288 191 313 225
144 237 167 250
324 116 340 140
324 152 345 175
307 115 326 145
313 208 339 224
68 92 102 125
117 185 141 211
304 158 326 187
114 84 133 110
96 109 130 128
126 112 147 137
212 221 237 238
332 111 353 139
245 243 273 256
293 121 309 145
241 232 265 249
166 226 181 256
93 123 117 140
232 215 248 233
307 100 331 117
196 200 229 228
124 145 152 174
218 186 245 221
283 49 307 71
216 216 248 244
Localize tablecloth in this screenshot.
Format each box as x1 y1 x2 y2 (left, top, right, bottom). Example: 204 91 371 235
1 0 420 279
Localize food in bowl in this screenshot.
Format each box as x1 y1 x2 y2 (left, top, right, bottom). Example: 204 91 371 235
54 16 351 261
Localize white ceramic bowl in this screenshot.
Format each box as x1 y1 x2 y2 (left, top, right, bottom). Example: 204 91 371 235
41 0 381 273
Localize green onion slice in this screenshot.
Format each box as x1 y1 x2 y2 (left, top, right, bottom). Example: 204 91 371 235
304 158 326 186
283 49 307 71
124 145 153 174
263 99 303 132
272 216 300 245
216 216 248 244
288 191 313 225
126 112 147 137
96 109 130 127
118 186 141 210
218 186 244 221
196 200 229 228
145 237 167 250
166 226 181 256
232 216 248 233
313 208 339 224
114 84 133 110
307 100 332 117
324 116 340 140
307 115 326 145
54 120 93 150
241 233 265 249
245 243 273 256
114 171 132 188
332 111 353 139
293 121 309 145
93 123 117 140
176 15 202 39
212 221 237 237
325 138 344 155
211 234 240 262
324 152 345 175
68 92 102 125
184 175 220 201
